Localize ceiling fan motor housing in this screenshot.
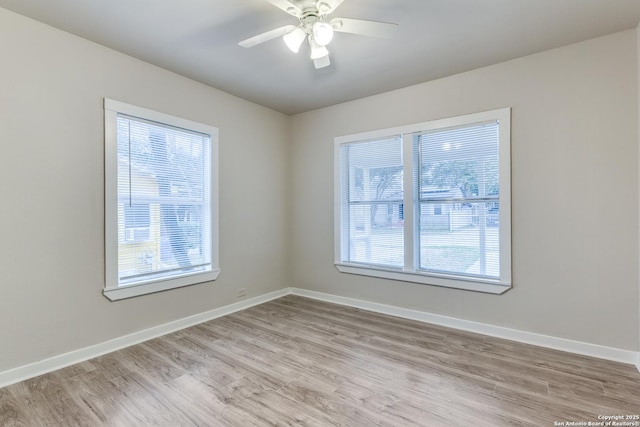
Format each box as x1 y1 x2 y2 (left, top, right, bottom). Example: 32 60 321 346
296 5 333 46
289 0 328 15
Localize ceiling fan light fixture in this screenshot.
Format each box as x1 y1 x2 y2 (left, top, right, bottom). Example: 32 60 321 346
312 21 334 46
309 37 330 59
283 27 306 53
317 2 332 14
313 54 331 69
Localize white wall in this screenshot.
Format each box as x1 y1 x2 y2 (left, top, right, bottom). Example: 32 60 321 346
0 8 291 372
291 30 640 351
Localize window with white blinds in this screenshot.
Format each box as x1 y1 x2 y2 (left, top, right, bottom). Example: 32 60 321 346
340 137 404 267
417 122 499 279
104 99 220 300
335 109 511 294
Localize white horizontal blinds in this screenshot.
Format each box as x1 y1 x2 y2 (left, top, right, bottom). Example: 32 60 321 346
116 114 211 286
123 204 151 242
417 121 500 278
343 136 404 268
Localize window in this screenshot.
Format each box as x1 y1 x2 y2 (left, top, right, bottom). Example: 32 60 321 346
342 136 404 268
335 109 511 294
104 99 219 300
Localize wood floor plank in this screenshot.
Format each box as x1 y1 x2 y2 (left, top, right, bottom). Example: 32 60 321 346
1 294 639 426
165 374 235 426
0 387 32 427
142 335 241 389
59 370 142 426
109 370 206 426
7 374 101 426
85 352 132 379
118 344 186 384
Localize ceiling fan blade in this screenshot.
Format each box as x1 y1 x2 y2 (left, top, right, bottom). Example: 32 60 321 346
239 25 296 48
264 0 302 17
330 18 398 38
316 0 344 15
313 54 331 69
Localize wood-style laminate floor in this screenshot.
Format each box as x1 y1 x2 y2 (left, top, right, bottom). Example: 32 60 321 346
1 295 639 426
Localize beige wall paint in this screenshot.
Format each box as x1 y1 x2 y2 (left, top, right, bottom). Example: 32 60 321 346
0 8 291 372
291 30 640 351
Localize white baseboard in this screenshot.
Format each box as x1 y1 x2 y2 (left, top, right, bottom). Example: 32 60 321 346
290 287 640 369
0 288 289 389
2 285 638 388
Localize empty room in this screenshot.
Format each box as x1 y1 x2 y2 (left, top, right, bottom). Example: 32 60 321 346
0 0 639 425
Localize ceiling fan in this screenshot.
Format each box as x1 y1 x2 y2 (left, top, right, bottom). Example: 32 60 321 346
239 0 398 69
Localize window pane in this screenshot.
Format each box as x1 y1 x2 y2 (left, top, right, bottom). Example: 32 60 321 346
420 123 499 199
418 201 500 278
349 165 405 203
343 137 403 267
116 114 211 285
417 122 500 279
348 203 404 267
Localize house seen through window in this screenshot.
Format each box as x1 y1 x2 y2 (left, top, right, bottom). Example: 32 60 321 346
123 204 151 243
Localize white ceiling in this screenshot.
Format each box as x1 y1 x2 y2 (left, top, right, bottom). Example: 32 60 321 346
2 0 640 115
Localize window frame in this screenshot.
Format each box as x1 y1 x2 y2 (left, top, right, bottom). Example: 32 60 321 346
104 98 220 301
334 108 511 294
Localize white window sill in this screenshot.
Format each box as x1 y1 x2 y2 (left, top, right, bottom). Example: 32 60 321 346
335 263 511 294
103 269 221 301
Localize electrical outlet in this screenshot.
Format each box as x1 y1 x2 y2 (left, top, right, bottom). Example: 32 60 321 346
237 288 246 298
